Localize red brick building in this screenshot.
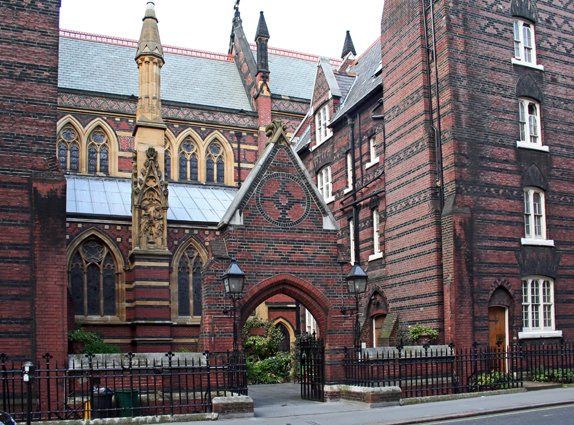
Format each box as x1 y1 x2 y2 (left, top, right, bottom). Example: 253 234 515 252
1 0 573 374
298 0 574 349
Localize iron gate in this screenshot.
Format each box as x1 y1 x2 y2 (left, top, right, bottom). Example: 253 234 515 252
297 334 325 402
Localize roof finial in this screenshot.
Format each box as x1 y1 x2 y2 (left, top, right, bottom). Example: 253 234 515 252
341 30 357 59
255 11 270 40
234 0 241 18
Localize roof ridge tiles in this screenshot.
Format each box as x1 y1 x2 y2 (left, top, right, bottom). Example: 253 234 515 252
59 29 342 66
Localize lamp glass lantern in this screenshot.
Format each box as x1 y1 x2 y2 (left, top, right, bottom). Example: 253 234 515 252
346 264 368 295
223 259 245 297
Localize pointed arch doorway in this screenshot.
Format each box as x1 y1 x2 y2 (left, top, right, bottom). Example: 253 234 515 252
238 274 331 402
488 287 513 349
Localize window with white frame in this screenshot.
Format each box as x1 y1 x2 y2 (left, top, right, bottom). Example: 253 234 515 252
366 136 379 168
522 187 553 246
369 209 382 261
349 218 355 265
345 152 353 192
315 104 332 145
513 20 541 68
317 166 334 203
518 99 544 149
521 277 556 333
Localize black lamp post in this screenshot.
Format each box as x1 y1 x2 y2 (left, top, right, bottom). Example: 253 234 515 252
222 259 245 351
346 263 368 350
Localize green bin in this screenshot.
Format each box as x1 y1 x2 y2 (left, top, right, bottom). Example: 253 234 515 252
114 389 139 417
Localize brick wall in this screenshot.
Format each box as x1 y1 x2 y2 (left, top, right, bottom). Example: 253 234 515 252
0 0 67 361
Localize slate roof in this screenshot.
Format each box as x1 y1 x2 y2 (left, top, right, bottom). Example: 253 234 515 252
293 124 311 153
266 53 317 100
66 175 237 223
332 38 382 123
59 36 253 111
58 33 321 109
334 73 355 102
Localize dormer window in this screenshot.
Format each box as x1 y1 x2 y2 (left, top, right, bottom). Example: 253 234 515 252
315 105 332 145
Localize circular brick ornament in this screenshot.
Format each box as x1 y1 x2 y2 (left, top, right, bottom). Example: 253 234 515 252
256 172 311 227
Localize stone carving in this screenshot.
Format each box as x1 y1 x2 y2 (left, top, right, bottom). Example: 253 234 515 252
133 147 169 250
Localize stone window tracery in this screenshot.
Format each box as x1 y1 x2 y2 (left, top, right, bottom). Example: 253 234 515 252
69 238 118 319
206 142 225 184
87 127 109 175
176 245 203 318
57 125 80 173
178 136 199 182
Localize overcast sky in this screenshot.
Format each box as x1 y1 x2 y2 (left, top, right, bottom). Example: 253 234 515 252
59 0 384 59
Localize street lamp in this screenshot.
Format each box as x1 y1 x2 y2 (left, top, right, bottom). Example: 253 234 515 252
346 263 368 350
222 259 245 351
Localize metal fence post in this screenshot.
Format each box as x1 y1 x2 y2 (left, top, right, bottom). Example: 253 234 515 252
22 361 33 425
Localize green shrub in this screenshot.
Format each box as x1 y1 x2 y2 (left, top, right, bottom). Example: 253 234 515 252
531 367 574 383
472 370 516 390
246 352 292 384
242 317 292 384
68 328 121 354
408 324 438 344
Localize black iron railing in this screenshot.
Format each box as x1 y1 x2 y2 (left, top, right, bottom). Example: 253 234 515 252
344 344 526 398
521 342 574 383
0 351 246 422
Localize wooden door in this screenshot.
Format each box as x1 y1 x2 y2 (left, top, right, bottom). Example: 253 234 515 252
488 306 507 372
488 307 507 348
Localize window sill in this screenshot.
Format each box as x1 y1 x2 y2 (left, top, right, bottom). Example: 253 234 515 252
343 187 353 195
365 158 380 169
511 58 544 71
516 141 549 152
518 330 562 339
368 252 383 262
324 196 335 204
521 238 555 247
310 134 333 152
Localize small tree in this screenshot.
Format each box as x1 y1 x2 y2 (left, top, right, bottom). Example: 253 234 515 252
242 317 292 383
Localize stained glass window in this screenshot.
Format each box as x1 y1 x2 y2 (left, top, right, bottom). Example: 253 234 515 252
69 238 118 318
206 141 225 184
178 136 199 182
56 125 80 173
176 246 203 318
87 127 110 175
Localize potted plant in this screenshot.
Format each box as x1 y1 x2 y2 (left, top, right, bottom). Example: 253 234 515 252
408 324 438 345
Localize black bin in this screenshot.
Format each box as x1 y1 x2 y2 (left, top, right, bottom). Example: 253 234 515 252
92 388 114 418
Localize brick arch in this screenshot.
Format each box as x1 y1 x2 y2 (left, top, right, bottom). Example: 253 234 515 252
239 274 330 338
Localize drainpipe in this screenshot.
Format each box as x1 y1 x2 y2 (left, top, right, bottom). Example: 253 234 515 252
422 0 444 210
348 116 361 263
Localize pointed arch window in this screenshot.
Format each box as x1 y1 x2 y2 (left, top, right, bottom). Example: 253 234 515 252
176 245 203 318
206 142 225 184
87 127 109 175
57 125 80 173
69 238 117 318
178 137 199 182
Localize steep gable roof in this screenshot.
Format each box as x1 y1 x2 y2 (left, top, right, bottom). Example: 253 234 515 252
58 31 330 109
332 38 382 124
220 121 337 230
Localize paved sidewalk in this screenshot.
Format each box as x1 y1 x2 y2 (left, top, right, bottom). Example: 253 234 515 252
184 383 574 425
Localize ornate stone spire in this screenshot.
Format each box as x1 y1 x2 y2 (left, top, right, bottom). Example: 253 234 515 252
135 1 165 127
341 30 357 58
255 11 270 73
135 1 164 61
